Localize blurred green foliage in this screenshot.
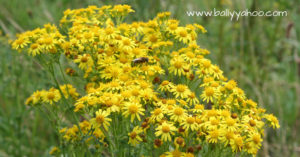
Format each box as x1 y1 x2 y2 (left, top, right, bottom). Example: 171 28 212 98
0 0 299 156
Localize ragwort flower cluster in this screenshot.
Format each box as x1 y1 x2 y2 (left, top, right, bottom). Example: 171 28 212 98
12 5 279 157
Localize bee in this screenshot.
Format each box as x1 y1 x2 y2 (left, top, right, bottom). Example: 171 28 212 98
132 57 149 64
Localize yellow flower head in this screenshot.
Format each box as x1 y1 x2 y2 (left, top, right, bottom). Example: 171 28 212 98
155 121 177 142
123 101 145 122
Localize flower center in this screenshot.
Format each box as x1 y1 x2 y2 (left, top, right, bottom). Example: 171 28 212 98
16 38 24 45
44 38 53 45
123 39 131 46
169 24 177 30
194 105 203 110
235 137 243 147
111 69 119 78
110 81 119 87
186 51 195 58
186 117 195 124
174 61 183 69
202 60 211 68
205 87 214 96
172 150 181 157
174 108 183 116
31 43 38 49
84 33 92 39
47 92 55 100
162 125 170 133
210 130 219 138
128 104 138 114
154 139 162 147
161 81 169 86
81 56 88 63
211 119 219 125
132 48 141 55
195 118 202 124
179 30 187 37
130 132 137 139
176 137 184 145
176 85 186 93
105 100 113 107
225 132 234 140
105 28 113 35
149 35 158 43
226 119 235 126
252 134 261 144
153 108 162 115
249 120 256 127
189 93 196 98
167 105 173 110
131 89 139 96
96 115 105 124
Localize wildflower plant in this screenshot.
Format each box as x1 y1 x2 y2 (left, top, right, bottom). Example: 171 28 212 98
12 5 280 157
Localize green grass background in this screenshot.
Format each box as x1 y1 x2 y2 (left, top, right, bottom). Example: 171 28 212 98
0 0 299 156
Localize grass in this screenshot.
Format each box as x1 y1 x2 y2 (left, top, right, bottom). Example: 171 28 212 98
0 0 299 156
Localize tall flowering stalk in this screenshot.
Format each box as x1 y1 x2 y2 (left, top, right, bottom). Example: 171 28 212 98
11 5 279 157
